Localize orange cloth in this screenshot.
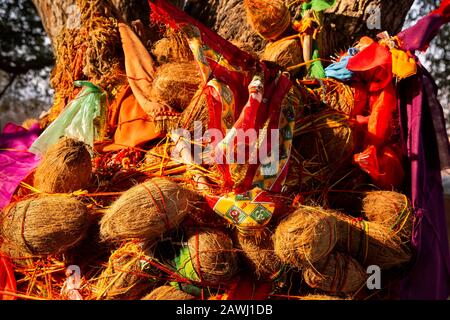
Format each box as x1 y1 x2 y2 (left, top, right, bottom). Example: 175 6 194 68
101 85 164 152
99 23 180 152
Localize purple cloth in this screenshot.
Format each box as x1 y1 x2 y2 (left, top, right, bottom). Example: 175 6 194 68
0 123 41 209
397 14 446 52
397 11 450 299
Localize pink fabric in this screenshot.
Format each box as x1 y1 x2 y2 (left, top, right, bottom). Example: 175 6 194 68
0 123 41 209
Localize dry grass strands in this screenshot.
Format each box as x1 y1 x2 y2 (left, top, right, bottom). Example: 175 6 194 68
50 0 123 120
152 28 194 64
142 285 195 300
261 38 303 71
93 242 157 300
100 178 200 242
1 196 89 255
150 62 202 111
303 252 366 294
236 230 282 280
186 228 239 284
244 0 291 40
34 137 92 194
274 207 338 268
332 211 412 269
362 191 413 240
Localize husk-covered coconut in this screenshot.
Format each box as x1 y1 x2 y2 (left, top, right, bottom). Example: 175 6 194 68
236 230 282 280
274 207 338 268
184 228 239 285
293 111 354 201
332 211 412 269
362 191 413 240
303 252 367 294
152 28 194 65
142 285 195 300
244 0 291 40
93 242 159 300
150 62 202 111
100 178 200 242
1 196 89 255
34 137 92 194
261 38 303 71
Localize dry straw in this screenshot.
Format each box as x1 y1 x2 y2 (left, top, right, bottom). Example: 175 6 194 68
303 252 367 294
142 285 195 300
1 196 89 255
274 207 338 268
261 38 304 71
151 62 201 111
93 242 158 300
362 191 413 240
236 230 282 280
186 228 239 285
34 137 92 194
244 0 291 40
100 178 200 242
152 28 194 65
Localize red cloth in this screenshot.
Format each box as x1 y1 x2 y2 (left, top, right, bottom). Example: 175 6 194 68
0 254 16 300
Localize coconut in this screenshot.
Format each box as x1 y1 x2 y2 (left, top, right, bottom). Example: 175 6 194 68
142 285 195 300
150 62 202 111
178 88 210 133
152 28 193 65
236 230 282 280
1 196 89 255
274 207 338 268
185 228 239 285
332 211 412 269
261 38 303 71
100 178 200 242
93 242 159 300
34 137 92 194
244 0 291 40
362 191 413 240
303 252 367 294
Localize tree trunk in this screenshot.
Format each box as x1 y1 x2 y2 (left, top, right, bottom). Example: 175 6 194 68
33 0 414 56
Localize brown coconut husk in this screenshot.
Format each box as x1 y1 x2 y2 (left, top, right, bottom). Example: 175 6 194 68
332 211 412 269
244 0 291 40
178 88 210 133
261 38 303 71
185 228 239 284
100 178 200 242
274 207 338 268
1 196 89 255
150 62 202 111
362 191 413 241
303 252 367 294
314 79 355 115
152 28 194 65
93 242 159 300
236 230 282 280
34 137 92 194
142 285 195 300
294 111 354 203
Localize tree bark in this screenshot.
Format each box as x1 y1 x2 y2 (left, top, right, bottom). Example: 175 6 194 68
33 0 414 57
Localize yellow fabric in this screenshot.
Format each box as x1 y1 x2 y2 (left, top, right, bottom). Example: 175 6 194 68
390 48 417 80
